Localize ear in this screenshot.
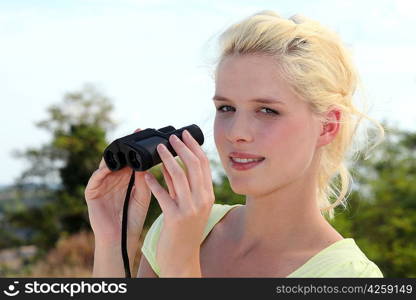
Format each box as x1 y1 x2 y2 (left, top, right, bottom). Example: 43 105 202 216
316 108 341 148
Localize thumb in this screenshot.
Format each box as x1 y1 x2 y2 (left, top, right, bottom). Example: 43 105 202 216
132 171 152 208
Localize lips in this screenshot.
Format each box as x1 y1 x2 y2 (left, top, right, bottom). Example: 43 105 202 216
229 156 265 171
227 151 265 171
230 157 265 163
229 151 265 159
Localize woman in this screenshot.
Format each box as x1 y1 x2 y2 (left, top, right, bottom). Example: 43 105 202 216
86 10 384 277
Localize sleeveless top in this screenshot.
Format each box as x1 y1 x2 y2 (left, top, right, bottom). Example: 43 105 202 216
140 203 384 277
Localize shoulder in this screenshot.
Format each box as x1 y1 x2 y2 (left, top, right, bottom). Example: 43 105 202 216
335 260 383 277
288 238 384 278
312 258 384 278
331 239 383 277
140 213 164 275
140 203 242 276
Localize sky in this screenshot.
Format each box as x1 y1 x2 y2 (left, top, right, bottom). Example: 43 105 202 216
1 0 415 186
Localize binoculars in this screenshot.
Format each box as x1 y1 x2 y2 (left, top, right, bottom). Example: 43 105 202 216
103 124 204 171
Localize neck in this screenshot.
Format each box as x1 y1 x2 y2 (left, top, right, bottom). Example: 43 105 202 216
229 170 338 257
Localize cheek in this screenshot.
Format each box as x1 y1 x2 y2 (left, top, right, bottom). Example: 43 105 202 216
249 123 311 189
213 118 222 146
213 118 227 159
266 121 317 178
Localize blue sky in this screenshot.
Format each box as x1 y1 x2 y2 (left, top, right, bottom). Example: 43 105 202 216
1 0 415 185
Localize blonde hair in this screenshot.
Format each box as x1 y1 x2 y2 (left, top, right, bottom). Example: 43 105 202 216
213 10 385 220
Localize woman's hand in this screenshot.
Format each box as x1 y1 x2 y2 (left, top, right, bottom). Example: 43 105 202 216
85 128 152 251
143 129 215 277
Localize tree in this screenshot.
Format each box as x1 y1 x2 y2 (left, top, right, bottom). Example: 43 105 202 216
6 84 117 250
330 122 416 277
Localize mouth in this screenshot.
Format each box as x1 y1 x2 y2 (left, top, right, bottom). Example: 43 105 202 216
229 156 265 171
229 157 265 163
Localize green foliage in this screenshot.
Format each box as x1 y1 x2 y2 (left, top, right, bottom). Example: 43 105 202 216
213 173 245 205
330 122 416 277
5 84 116 250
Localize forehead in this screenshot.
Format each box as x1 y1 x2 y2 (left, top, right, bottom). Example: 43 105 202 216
215 54 298 105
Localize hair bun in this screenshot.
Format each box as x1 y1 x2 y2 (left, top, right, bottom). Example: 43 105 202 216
252 10 282 18
289 14 307 24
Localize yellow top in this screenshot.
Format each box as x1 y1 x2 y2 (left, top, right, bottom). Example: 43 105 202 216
141 203 384 277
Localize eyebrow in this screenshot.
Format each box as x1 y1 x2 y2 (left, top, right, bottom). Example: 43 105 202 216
212 95 286 105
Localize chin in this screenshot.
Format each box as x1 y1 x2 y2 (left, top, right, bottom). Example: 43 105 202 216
227 176 264 196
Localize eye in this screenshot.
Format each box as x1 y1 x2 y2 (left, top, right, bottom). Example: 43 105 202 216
216 105 234 112
259 107 279 115
216 105 279 115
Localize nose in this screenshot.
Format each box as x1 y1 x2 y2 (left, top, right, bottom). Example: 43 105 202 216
225 112 253 144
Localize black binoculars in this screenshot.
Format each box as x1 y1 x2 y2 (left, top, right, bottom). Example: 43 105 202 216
103 124 204 171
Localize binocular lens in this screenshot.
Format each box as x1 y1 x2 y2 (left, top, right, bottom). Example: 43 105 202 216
128 151 141 169
105 151 118 170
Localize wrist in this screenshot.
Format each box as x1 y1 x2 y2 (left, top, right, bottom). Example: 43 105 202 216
94 236 139 260
93 241 138 277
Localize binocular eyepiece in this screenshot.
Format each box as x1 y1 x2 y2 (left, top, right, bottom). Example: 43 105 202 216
103 124 204 171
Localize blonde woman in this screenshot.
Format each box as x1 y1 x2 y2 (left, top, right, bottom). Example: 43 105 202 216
86 10 384 277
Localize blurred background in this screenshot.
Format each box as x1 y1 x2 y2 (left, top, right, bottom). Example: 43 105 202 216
0 0 415 277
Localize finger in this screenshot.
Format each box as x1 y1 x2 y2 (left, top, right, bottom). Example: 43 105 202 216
168 133 204 197
94 164 112 178
156 142 192 208
182 130 214 195
99 157 108 170
85 167 112 199
134 171 151 199
144 172 177 215
162 163 176 199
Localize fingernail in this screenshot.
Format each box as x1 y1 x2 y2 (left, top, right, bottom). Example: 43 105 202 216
157 143 166 151
170 134 179 142
183 130 190 139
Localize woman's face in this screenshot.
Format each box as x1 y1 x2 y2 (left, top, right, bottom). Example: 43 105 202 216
213 54 323 196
